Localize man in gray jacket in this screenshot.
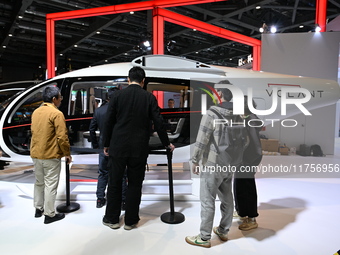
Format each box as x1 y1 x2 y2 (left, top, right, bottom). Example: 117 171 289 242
186 83 238 248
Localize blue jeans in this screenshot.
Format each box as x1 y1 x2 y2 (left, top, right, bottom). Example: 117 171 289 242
96 152 127 201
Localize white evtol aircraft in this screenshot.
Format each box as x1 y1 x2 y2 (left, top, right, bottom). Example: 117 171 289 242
0 55 339 164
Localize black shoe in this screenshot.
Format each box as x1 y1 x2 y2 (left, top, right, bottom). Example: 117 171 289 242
96 198 106 208
44 213 65 224
35 209 44 218
102 216 120 229
121 202 126 211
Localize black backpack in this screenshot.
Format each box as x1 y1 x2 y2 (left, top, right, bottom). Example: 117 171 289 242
299 144 311 156
210 108 248 167
310 144 324 157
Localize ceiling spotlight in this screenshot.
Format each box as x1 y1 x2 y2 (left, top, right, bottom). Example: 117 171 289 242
105 60 108 62
74 45 78 47
9 34 13 37
2 45 6 48
166 40 176 52
270 26 277 33
259 23 268 33
193 29 197 31
299 25 304 28
60 53 63 56
315 25 321 32
96 31 101 34
143 41 150 47
130 11 134 14
18 15 23 19
256 6 261 9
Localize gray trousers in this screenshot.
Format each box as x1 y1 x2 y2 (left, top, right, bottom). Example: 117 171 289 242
199 170 234 240
33 158 61 217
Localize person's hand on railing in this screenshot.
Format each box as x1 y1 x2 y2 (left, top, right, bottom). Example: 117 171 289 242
167 143 175 152
65 156 72 164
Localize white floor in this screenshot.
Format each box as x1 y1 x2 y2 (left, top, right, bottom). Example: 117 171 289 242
1 142 340 255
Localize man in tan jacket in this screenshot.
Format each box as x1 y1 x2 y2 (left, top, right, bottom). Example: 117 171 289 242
30 86 72 224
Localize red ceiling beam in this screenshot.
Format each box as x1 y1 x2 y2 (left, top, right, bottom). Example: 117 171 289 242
46 0 225 20
157 8 261 47
153 8 261 70
316 0 327 32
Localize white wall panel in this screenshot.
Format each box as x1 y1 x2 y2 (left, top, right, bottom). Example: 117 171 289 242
261 32 340 154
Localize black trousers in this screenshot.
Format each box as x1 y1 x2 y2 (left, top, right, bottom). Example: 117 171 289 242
105 155 147 225
233 170 259 218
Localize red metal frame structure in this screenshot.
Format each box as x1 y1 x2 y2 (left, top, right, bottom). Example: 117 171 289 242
316 0 327 32
46 0 227 78
46 0 328 78
152 8 165 55
152 8 261 70
46 19 55 78
46 0 261 78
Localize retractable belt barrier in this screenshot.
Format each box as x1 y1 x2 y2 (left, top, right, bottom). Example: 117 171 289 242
57 160 80 213
149 147 185 224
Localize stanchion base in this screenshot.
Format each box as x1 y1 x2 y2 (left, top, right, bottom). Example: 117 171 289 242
57 202 80 213
161 212 185 224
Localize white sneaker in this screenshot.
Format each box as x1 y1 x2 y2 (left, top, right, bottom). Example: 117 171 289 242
213 226 228 241
185 235 211 248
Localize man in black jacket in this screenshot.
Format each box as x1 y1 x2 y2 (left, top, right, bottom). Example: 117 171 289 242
102 66 174 230
89 87 127 209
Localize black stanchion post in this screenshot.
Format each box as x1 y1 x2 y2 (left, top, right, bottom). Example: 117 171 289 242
57 160 80 213
160 148 185 224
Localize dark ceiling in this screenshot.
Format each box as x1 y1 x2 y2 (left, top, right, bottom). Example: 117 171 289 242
0 0 339 74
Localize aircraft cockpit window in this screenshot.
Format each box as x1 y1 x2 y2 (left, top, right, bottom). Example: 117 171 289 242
3 82 57 155
9 83 58 125
0 80 42 108
0 89 24 105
